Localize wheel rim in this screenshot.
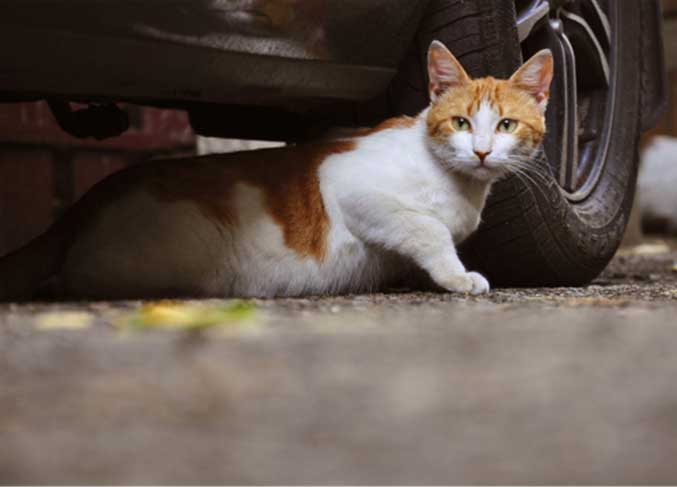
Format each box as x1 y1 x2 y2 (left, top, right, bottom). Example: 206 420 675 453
515 0 616 202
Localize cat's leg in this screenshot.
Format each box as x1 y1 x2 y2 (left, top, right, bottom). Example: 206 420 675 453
393 215 489 295
349 208 489 294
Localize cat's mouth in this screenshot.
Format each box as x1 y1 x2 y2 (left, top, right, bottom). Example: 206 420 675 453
472 166 495 180
453 160 505 181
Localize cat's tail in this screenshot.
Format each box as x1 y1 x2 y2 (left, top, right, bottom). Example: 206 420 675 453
0 225 69 301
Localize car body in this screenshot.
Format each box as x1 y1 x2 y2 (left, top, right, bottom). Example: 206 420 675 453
0 0 430 139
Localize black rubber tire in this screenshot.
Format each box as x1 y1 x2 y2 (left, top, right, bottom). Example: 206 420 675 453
380 0 641 287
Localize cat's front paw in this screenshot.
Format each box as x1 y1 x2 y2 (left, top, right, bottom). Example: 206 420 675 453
441 271 490 295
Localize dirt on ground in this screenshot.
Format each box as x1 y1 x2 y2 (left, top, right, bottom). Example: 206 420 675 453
1 241 677 484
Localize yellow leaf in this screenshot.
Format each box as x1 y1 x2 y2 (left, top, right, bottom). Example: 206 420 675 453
36 311 93 330
126 301 256 331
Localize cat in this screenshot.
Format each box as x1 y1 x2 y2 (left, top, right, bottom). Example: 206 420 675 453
639 135 677 235
0 41 553 300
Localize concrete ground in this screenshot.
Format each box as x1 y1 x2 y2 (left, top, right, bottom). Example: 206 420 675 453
2 242 677 484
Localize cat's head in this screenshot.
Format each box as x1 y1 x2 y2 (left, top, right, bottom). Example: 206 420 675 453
425 41 553 181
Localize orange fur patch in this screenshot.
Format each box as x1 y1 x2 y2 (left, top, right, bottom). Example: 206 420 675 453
76 141 355 263
329 116 417 138
372 116 417 132
426 77 546 146
147 141 355 262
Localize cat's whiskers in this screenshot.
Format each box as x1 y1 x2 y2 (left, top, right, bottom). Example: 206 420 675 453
508 166 544 189
499 148 550 173
502 157 554 190
506 158 553 182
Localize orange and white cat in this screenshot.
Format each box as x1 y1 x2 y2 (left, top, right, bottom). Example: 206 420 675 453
0 41 553 300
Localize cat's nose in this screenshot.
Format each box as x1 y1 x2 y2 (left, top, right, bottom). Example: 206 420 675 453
474 150 491 164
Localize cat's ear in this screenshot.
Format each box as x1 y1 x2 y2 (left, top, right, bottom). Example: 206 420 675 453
509 49 554 113
427 40 470 102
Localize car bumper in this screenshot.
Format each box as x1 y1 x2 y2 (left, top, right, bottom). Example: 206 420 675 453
0 0 428 107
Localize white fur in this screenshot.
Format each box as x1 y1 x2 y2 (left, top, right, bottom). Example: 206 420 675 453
59 106 524 298
639 135 677 234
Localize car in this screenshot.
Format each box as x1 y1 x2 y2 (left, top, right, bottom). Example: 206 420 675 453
0 0 667 287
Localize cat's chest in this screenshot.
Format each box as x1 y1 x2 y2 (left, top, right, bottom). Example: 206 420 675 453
414 179 484 242
440 195 482 242
452 206 482 242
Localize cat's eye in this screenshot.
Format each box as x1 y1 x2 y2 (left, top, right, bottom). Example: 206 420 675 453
451 117 471 132
497 118 518 133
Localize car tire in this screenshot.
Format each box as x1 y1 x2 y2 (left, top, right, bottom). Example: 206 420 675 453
376 0 642 287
